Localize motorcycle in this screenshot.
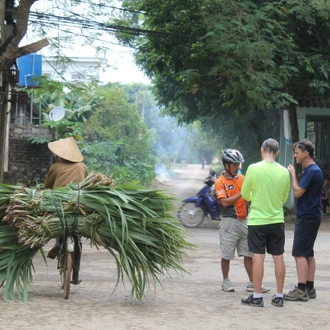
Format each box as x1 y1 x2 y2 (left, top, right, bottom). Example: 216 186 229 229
178 175 222 228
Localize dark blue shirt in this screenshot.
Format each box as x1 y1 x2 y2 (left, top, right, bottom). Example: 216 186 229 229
296 164 323 218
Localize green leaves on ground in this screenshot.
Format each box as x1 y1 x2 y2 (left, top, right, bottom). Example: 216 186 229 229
0 173 195 302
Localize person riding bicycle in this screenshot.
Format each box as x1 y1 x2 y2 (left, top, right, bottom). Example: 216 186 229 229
44 137 88 285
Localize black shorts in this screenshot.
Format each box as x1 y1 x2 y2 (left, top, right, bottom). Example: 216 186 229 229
248 223 285 255
292 217 321 258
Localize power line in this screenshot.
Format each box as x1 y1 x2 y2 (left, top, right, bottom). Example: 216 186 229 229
39 25 135 49
28 11 196 41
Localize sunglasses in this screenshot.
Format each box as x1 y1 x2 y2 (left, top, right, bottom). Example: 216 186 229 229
297 140 310 152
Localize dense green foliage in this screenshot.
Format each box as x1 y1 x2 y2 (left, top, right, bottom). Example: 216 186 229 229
103 82 220 170
9 0 330 180
115 0 330 148
83 86 155 184
28 77 100 142
28 79 154 185
29 78 220 185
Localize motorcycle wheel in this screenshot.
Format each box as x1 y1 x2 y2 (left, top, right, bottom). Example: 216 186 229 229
178 202 205 228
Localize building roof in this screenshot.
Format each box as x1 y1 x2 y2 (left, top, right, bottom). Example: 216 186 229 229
299 98 330 108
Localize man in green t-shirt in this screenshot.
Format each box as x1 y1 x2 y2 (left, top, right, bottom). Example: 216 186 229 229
240 138 290 308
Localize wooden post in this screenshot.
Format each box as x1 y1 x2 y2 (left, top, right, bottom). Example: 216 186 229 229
0 0 6 182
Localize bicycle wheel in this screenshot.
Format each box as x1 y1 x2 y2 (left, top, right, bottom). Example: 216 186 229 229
57 247 65 289
59 259 65 290
178 202 205 228
63 250 72 299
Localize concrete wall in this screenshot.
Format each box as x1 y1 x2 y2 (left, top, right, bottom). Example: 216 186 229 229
4 125 53 186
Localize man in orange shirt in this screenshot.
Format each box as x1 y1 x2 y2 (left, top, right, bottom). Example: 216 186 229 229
215 148 269 293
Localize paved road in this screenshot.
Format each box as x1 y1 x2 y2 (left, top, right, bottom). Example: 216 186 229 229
1 164 330 329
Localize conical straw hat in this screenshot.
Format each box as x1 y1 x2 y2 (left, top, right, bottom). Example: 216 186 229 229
48 137 84 162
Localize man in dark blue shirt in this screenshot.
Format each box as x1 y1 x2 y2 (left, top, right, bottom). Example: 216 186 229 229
285 139 323 302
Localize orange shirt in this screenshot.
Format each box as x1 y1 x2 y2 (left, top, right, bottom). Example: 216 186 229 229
215 173 247 220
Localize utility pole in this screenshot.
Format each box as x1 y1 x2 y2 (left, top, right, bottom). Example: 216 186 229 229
0 0 7 182
0 0 17 182
0 1 48 182
141 91 146 121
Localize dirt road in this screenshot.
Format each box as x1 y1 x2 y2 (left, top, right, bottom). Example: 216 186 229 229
1 164 330 329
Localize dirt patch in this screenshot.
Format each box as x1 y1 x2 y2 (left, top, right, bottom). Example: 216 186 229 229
1 163 330 330
156 163 220 228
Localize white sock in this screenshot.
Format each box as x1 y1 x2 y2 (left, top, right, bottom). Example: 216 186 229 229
253 293 263 298
275 293 283 298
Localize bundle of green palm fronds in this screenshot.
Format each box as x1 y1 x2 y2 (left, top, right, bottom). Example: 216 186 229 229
0 172 194 302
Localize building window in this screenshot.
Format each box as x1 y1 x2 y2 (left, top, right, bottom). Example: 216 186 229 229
71 73 86 80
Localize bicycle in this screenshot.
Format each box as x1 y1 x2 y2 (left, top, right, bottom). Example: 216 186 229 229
57 234 74 299
52 192 81 299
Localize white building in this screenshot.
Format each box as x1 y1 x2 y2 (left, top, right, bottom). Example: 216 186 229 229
42 56 103 82
10 54 103 127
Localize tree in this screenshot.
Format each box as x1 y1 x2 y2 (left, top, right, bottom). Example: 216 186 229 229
83 85 155 184
28 79 155 185
116 0 330 145
0 1 161 183
0 0 48 71
7 1 328 177
28 77 101 142
120 82 221 168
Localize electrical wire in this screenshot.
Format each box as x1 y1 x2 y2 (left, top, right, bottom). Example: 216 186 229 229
28 11 195 40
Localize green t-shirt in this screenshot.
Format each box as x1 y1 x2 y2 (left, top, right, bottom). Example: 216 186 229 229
241 160 290 226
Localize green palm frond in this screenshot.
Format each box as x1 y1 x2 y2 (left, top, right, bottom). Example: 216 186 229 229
0 173 194 302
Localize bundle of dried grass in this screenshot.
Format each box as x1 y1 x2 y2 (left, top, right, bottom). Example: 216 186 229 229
0 173 194 302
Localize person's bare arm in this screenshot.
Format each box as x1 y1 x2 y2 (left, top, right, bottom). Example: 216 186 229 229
287 164 306 198
220 193 242 208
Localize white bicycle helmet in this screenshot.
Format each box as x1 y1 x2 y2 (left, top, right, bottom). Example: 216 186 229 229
221 148 245 164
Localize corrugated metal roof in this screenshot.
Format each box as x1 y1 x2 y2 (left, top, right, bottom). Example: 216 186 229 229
298 98 330 108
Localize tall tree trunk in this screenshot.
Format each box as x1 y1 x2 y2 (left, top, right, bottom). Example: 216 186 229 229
288 103 299 143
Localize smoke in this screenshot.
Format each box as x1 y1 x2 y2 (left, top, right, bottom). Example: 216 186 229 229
154 163 171 179
142 96 201 179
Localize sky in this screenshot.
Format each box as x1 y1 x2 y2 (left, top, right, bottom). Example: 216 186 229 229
93 45 151 85
23 1 151 85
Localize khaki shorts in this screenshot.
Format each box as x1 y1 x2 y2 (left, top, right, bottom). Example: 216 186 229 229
219 217 252 260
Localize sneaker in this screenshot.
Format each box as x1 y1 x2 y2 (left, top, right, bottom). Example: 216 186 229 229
222 278 235 292
241 294 264 307
307 288 316 299
246 281 270 293
271 295 284 307
284 286 309 301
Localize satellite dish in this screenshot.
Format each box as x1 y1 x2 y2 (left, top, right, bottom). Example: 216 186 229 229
49 106 65 121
